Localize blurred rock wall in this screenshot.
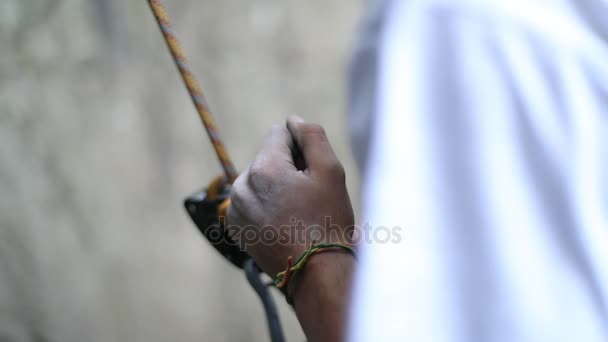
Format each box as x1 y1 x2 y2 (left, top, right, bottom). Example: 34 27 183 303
0 0 361 341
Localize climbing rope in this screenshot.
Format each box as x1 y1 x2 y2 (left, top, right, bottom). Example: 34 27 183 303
147 0 238 184
147 4 284 341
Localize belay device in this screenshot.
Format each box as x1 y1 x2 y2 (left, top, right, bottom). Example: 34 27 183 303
147 1 286 341
185 179 286 342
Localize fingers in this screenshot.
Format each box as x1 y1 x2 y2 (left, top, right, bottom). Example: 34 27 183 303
257 124 295 165
247 125 301 197
229 117 346 231
251 125 297 176
286 115 345 180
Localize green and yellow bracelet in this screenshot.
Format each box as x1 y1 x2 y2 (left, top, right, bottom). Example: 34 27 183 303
274 241 356 304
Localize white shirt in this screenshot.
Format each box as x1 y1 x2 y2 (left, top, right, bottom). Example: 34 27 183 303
349 0 608 340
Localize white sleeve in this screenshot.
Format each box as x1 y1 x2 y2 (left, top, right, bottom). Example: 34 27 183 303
348 0 608 341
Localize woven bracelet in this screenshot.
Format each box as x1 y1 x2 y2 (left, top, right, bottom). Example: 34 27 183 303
274 241 356 304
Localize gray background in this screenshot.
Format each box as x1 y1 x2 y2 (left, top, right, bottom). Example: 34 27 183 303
0 0 362 341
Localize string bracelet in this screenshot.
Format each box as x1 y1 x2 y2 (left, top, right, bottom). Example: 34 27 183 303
274 240 356 304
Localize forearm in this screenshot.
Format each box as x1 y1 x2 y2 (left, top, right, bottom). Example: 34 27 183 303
290 251 355 342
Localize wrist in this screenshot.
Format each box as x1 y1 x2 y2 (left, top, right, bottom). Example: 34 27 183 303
289 249 354 302
288 249 355 342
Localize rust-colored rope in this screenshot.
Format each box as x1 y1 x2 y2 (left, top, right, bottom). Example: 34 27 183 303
147 0 238 183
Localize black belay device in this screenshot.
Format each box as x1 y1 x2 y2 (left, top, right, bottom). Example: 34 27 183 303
184 180 249 268
184 178 286 342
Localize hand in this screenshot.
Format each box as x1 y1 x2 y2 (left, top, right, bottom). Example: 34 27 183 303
226 116 355 342
226 116 355 278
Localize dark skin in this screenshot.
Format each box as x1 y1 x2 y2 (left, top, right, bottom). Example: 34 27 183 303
227 116 355 342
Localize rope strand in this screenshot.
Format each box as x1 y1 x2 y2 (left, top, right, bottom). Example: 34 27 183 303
147 0 238 183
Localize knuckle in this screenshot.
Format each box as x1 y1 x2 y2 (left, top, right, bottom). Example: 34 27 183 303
247 162 277 197
229 186 247 214
248 161 272 185
229 173 252 212
230 173 247 195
